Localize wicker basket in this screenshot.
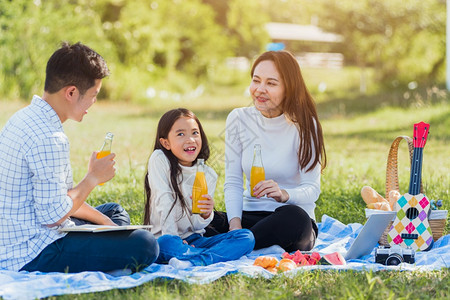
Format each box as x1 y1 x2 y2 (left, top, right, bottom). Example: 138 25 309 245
429 213 447 242
370 136 447 245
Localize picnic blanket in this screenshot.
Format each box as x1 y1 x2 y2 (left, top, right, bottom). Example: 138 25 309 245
1 214 449 300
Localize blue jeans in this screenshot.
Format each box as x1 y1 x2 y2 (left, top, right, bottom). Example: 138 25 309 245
156 229 255 266
20 203 159 273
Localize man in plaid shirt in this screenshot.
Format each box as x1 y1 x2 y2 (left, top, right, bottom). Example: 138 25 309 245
0 42 158 273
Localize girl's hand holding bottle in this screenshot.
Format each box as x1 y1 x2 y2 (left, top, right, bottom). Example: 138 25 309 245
193 194 214 219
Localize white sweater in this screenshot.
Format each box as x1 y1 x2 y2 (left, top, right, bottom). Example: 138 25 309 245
224 106 321 221
147 150 217 239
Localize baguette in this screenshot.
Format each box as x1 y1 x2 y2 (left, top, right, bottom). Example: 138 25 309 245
367 201 392 211
388 190 402 210
361 186 389 205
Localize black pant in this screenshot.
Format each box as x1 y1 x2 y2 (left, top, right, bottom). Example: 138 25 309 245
205 205 318 252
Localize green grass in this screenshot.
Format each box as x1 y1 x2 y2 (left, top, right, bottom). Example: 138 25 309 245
47 270 450 299
1 69 449 299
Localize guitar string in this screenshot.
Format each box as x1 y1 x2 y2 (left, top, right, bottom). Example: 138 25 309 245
410 125 428 195
410 148 422 195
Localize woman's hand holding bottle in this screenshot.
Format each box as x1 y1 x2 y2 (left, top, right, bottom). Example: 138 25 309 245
252 179 289 203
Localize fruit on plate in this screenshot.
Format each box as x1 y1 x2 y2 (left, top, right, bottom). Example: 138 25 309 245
282 250 321 266
319 252 346 265
253 256 278 269
277 258 297 272
253 251 346 273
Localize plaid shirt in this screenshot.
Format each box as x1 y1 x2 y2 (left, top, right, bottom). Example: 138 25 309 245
0 96 73 271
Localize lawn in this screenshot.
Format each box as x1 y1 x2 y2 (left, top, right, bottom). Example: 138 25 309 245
1 74 449 299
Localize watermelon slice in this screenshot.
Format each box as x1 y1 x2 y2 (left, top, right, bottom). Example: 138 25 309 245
282 251 322 266
308 252 321 265
319 252 346 265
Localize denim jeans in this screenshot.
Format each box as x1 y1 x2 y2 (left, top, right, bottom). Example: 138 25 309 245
156 229 255 266
20 203 159 273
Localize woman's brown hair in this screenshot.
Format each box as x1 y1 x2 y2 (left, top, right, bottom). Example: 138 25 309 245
251 50 326 172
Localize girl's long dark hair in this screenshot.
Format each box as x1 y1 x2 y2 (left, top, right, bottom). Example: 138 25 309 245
143 108 210 225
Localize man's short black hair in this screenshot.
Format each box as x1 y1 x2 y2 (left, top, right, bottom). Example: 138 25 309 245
44 42 110 95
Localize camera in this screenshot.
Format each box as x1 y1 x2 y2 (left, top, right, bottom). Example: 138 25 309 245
375 245 415 266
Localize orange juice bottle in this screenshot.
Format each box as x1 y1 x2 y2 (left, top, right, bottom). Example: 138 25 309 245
96 132 114 185
192 159 208 214
250 144 265 197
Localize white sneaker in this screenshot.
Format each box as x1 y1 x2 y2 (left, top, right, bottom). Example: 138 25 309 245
168 257 193 269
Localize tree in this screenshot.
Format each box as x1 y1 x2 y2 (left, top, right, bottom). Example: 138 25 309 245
202 0 270 58
0 0 242 101
260 0 319 25
316 0 446 86
0 0 114 99
226 0 270 58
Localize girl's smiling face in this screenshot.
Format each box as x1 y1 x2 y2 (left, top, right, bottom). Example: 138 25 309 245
159 116 202 166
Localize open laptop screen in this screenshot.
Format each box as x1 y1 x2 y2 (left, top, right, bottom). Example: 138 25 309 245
344 212 395 260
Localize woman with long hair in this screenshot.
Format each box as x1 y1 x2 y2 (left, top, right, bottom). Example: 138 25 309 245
207 50 326 252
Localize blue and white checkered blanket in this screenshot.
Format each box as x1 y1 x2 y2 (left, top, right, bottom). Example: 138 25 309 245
1 214 448 300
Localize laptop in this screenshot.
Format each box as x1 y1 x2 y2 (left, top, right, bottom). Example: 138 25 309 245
343 212 395 260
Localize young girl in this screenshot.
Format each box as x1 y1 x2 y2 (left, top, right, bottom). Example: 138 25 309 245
143 108 255 268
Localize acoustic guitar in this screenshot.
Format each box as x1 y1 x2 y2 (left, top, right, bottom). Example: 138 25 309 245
387 122 433 251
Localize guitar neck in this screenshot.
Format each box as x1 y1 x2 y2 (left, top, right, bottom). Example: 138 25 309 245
408 147 423 195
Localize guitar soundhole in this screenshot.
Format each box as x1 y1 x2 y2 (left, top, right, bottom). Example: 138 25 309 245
406 207 419 220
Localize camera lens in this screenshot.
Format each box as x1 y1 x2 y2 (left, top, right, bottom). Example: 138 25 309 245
386 254 404 266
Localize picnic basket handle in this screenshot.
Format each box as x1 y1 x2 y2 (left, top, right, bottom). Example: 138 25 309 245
385 135 423 197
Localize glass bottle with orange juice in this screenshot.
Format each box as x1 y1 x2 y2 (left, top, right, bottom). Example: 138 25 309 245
192 159 208 214
96 132 114 185
250 144 265 197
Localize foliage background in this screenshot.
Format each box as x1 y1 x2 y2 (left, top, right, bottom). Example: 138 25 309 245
1 1 449 298
0 0 446 102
